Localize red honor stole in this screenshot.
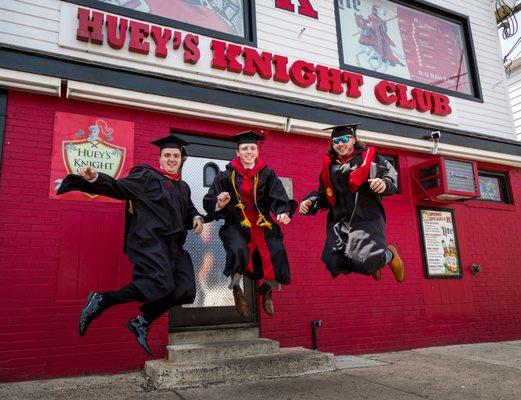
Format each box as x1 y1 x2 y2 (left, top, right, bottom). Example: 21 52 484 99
230 157 276 281
321 146 376 207
153 166 181 181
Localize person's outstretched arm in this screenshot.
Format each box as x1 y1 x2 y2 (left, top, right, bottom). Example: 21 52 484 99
57 166 148 200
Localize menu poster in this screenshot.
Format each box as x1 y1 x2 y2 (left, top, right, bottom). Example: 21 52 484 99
418 207 462 278
338 0 471 94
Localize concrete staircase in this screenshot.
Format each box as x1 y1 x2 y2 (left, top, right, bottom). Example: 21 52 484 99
145 327 336 389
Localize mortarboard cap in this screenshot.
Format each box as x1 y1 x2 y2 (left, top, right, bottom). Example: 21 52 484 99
233 130 265 145
150 134 189 150
322 123 361 139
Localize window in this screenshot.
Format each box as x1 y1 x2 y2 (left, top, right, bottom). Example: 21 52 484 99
334 0 482 101
203 162 220 187
477 171 512 204
68 0 256 45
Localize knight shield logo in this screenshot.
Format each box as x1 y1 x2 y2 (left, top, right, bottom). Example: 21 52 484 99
50 112 134 203
62 120 125 198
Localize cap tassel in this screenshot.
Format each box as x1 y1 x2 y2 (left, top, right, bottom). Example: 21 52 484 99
256 214 272 230
235 201 252 228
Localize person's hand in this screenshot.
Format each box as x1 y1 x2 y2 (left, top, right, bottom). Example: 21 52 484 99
77 166 97 181
217 192 231 208
276 213 290 225
299 199 313 215
193 217 203 235
368 178 387 194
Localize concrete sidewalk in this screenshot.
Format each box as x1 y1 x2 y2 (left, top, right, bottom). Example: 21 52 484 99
2 340 520 400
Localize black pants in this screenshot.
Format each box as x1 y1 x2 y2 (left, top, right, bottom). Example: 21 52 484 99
100 282 193 325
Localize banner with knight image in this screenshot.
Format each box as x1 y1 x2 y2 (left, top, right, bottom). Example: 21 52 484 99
418 207 462 279
49 112 134 203
337 0 472 95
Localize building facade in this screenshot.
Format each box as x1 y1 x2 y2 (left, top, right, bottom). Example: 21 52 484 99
1 0 521 382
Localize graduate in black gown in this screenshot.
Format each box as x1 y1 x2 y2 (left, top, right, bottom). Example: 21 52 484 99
57 134 203 355
203 131 297 317
299 124 405 282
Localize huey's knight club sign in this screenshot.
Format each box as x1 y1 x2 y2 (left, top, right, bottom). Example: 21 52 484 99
58 4 456 121
49 112 134 203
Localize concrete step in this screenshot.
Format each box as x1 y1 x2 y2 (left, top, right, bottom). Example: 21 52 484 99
145 347 336 389
169 327 259 345
167 338 280 363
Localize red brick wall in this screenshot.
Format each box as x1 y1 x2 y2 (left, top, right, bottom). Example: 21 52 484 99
1 91 520 381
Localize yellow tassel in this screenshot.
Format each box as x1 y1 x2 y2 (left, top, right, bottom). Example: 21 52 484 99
240 218 252 228
256 214 272 230
235 202 246 210
128 200 134 215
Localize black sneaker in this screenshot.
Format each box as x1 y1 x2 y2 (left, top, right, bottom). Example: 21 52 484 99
78 291 104 336
127 316 152 355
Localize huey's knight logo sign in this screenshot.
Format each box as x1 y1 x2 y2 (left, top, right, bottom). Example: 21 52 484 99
49 112 134 202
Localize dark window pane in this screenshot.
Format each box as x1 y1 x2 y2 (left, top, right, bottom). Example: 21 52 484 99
204 162 220 187
477 171 511 204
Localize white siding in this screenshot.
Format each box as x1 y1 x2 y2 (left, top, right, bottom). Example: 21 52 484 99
0 0 516 140
507 63 521 140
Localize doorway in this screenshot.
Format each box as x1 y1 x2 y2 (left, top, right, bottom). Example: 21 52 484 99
169 133 257 330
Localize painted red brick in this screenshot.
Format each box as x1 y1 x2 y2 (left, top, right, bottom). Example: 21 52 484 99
1 91 521 382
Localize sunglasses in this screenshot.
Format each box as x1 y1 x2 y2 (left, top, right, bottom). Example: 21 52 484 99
332 135 354 145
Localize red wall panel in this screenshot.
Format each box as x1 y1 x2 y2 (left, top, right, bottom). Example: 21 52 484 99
1 90 521 382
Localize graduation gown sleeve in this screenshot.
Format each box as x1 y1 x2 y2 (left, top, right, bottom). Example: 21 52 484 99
182 182 202 229
302 174 330 215
373 154 398 196
57 169 151 200
202 172 230 220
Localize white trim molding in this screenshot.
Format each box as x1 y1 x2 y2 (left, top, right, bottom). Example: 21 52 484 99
66 80 288 130
0 68 61 96
63 80 521 168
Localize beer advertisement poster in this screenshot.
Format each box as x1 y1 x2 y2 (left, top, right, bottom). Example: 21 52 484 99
49 112 134 203
418 207 462 278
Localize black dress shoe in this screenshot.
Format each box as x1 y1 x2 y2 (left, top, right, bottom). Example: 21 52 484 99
78 291 104 336
127 316 152 355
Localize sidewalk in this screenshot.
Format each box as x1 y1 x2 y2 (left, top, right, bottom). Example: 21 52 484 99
1 340 520 400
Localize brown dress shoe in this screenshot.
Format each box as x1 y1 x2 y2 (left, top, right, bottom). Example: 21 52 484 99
258 284 274 316
387 244 405 283
371 268 382 281
232 285 249 317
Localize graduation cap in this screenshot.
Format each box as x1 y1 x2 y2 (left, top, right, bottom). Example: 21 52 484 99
233 130 265 146
322 123 361 139
150 134 189 150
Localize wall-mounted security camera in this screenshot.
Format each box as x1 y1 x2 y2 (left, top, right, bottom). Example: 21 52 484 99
431 131 441 141
430 131 441 155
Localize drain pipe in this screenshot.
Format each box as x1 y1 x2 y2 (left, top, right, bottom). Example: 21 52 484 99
311 320 323 350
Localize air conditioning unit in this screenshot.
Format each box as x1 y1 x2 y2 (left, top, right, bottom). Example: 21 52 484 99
412 156 480 201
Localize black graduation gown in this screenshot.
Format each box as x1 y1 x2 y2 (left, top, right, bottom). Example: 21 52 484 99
303 151 398 277
203 162 297 284
57 164 201 302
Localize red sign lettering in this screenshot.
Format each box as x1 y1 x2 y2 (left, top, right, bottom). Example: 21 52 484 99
77 8 104 44
374 80 452 115
74 8 453 117
275 0 318 19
